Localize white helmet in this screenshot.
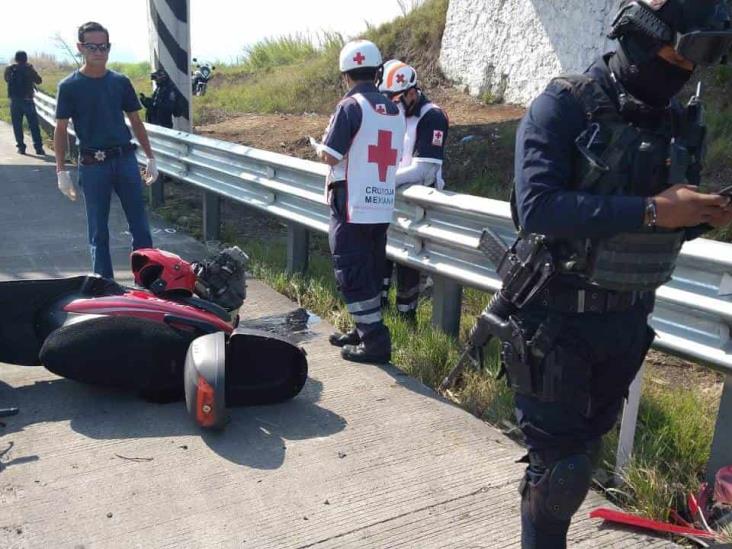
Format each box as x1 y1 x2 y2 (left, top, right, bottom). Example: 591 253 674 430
339 39 382 72
378 59 417 98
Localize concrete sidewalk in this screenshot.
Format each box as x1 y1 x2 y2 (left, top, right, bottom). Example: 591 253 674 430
0 121 674 548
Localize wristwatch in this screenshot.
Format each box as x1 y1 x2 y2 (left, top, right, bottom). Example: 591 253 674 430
644 198 657 228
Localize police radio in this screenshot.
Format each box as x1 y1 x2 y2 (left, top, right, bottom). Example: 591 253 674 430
670 81 706 186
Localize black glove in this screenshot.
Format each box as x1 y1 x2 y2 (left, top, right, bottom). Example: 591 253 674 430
139 93 150 107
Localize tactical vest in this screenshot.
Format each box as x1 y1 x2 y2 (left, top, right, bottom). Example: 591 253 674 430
539 74 688 292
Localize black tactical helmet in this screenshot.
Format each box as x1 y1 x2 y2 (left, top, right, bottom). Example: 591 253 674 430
609 0 732 65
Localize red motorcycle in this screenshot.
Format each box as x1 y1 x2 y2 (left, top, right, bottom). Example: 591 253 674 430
0 247 307 429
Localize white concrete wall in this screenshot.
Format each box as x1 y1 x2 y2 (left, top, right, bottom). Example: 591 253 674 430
439 0 618 106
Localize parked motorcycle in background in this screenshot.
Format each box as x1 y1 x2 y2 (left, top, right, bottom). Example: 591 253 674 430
191 58 215 96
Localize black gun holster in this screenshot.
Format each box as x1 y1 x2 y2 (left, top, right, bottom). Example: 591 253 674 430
471 229 563 401
498 312 564 401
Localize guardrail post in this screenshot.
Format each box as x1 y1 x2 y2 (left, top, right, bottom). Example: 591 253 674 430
615 365 645 480
149 178 165 208
706 373 732 484
431 275 462 337
286 222 310 274
202 191 221 242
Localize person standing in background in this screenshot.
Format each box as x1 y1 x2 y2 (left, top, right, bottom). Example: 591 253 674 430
4 50 45 155
378 59 449 322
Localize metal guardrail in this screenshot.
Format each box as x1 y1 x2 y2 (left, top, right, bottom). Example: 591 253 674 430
34 90 732 478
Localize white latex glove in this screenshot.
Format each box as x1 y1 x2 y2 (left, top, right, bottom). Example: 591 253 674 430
144 157 159 186
435 172 446 191
308 136 323 155
57 170 77 201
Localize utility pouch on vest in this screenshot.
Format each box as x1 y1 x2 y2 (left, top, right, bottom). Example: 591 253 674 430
588 230 684 291
668 139 691 186
575 123 638 193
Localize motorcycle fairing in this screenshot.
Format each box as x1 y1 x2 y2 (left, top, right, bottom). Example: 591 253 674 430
225 328 308 406
0 276 90 365
184 327 308 428
0 275 233 367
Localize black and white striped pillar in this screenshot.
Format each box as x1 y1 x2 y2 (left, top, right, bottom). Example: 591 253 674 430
146 0 192 132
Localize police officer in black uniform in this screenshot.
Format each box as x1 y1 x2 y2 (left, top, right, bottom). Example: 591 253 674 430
3 50 44 155
139 68 184 129
479 1 732 547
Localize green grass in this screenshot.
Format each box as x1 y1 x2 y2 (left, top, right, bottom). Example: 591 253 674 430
237 33 343 73
363 0 448 85
603 382 717 521
191 0 448 119
193 48 343 118
109 61 151 81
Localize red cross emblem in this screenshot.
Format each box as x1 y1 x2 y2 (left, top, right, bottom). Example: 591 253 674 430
396 73 405 84
368 130 398 183
432 130 444 146
353 51 366 65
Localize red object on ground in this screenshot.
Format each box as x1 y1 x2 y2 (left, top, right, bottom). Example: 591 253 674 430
688 492 701 517
589 508 717 539
715 465 732 505
64 290 233 333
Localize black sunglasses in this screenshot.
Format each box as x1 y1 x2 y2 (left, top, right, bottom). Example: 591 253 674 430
81 42 111 53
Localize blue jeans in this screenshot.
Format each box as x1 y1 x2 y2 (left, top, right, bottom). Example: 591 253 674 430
78 150 153 279
10 98 42 151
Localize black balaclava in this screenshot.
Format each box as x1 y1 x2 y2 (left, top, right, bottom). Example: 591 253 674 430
401 88 421 117
608 36 693 107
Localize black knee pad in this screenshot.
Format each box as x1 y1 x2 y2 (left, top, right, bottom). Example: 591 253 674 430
521 453 593 526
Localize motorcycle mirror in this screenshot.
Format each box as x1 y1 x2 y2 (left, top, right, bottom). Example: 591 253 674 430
192 57 197 62
212 66 216 70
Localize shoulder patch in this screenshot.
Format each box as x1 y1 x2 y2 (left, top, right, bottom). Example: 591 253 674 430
432 129 444 147
375 103 387 114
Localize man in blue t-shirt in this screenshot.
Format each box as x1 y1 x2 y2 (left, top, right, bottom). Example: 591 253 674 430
54 21 159 280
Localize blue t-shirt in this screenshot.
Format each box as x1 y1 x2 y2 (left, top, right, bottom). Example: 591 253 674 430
56 70 141 150
322 82 401 161
411 93 449 162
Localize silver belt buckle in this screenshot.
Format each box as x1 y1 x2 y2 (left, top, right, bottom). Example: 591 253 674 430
94 150 106 162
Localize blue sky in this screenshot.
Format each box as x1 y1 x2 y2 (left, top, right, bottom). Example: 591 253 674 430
1 0 411 64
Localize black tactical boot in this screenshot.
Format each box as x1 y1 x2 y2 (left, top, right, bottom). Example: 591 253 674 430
341 342 391 364
16 145 26 155
341 325 391 364
329 328 360 347
35 147 46 155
